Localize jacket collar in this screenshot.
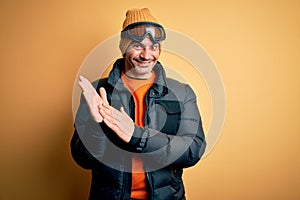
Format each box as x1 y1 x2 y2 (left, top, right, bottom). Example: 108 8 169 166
107 58 168 97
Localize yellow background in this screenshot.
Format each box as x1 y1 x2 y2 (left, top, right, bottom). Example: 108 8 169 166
1 0 299 199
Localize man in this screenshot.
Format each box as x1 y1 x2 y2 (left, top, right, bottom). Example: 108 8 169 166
71 8 206 200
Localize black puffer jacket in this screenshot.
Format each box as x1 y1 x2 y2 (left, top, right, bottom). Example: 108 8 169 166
71 59 206 200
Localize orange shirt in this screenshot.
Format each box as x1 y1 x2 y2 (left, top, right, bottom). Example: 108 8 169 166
121 72 156 200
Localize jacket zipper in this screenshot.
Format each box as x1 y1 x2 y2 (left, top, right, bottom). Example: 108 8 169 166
121 171 128 200
146 170 154 200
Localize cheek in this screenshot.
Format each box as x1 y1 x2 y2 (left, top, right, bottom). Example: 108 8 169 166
128 51 140 59
153 51 160 60
125 53 136 61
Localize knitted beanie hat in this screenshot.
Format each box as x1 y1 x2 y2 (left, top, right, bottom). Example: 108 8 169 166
119 8 161 55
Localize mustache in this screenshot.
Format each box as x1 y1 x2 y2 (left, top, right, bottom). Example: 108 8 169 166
133 57 156 62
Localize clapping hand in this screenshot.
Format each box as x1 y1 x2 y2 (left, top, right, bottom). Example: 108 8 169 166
78 76 134 143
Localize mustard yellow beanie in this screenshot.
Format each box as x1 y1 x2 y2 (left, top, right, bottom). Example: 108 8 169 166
119 8 160 55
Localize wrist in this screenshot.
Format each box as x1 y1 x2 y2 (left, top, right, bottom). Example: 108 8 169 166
128 126 149 152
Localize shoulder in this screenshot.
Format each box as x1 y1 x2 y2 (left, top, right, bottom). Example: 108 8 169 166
165 78 185 89
165 78 196 97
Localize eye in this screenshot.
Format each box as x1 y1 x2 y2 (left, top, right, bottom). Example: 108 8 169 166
150 43 160 50
131 43 143 50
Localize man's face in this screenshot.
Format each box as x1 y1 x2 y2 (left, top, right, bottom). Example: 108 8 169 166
124 36 160 79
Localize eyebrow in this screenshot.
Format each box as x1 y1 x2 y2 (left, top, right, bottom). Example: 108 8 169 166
130 42 159 47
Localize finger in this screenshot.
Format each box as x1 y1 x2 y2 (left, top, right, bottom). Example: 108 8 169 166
88 104 103 122
102 102 111 110
99 103 113 116
79 76 98 95
101 110 115 124
79 75 91 85
100 105 114 118
79 76 102 102
79 80 94 97
92 113 103 123
103 118 121 133
79 76 92 89
79 76 104 122
78 77 88 91
100 106 115 118
99 87 109 105
103 117 131 143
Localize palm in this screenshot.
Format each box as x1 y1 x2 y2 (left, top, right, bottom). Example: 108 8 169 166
78 75 134 143
79 76 103 122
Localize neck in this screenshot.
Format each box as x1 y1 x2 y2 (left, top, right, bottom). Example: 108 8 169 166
124 72 151 80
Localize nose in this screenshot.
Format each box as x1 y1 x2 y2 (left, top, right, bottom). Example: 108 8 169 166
140 47 151 60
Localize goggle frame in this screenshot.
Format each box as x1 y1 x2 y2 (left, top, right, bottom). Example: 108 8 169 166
121 22 166 43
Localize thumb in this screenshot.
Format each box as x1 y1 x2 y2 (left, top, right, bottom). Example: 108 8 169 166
120 107 125 113
99 87 109 105
120 107 129 116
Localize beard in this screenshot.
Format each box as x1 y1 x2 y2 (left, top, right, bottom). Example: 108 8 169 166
127 57 157 78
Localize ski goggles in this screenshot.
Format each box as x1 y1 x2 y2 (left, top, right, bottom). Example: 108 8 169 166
121 22 166 43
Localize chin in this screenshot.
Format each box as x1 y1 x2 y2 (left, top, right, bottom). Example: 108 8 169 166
126 59 157 78
133 67 152 75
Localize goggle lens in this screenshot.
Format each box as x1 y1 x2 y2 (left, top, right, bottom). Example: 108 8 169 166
121 22 166 42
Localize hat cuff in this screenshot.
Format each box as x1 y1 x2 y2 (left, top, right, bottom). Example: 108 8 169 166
119 37 132 55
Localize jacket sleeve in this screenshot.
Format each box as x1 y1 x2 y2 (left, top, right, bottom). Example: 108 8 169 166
70 83 107 170
128 84 206 169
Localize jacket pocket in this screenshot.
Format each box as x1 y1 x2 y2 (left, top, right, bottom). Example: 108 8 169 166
151 100 183 135
155 100 184 114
